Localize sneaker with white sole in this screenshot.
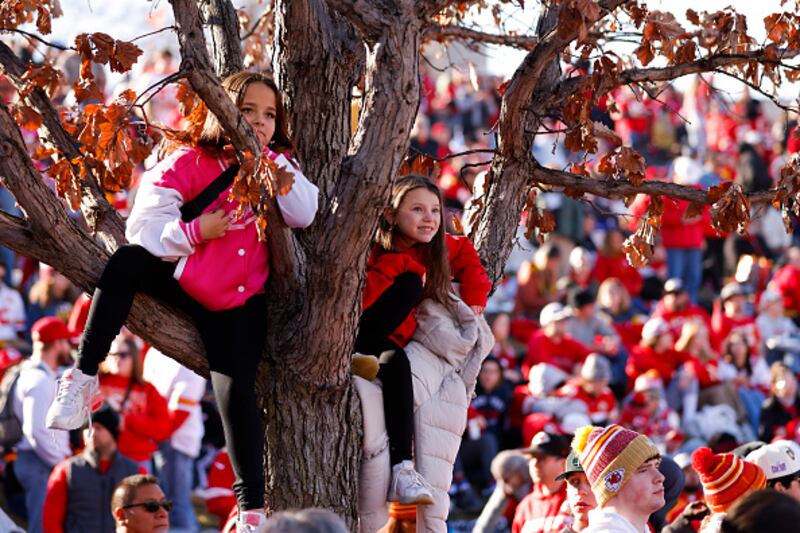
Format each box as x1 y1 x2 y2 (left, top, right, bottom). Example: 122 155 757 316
46 367 101 430
388 460 435 505
237 510 267 533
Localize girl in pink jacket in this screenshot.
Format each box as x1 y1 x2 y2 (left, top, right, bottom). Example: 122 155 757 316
46 71 318 531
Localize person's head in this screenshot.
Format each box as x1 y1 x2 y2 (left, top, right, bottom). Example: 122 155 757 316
487 312 510 343
30 316 73 369
112 475 170 533
721 283 749 317
602 228 626 257
478 356 503 392
674 319 710 357
759 290 785 318
771 362 797 402
719 489 800 533
539 302 570 338
597 278 631 314
691 447 766 514
263 508 349 533
747 441 800 502
490 450 532 500
579 354 611 397
376 174 450 305
377 503 416 533
522 431 570 489
568 289 596 320
101 335 144 385
85 404 120 458
663 278 689 312
197 71 293 154
640 317 673 351
722 332 751 371
532 242 561 275
569 247 593 278
571 425 663 516
557 451 597 530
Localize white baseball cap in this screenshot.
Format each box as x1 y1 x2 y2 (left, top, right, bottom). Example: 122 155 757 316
539 302 570 327
747 440 800 481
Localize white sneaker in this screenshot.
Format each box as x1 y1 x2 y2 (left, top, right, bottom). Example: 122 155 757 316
237 510 267 533
388 460 434 505
46 367 101 430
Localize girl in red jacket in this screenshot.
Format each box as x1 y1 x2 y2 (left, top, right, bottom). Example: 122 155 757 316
356 174 490 505
46 72 319 530
99 336 170 470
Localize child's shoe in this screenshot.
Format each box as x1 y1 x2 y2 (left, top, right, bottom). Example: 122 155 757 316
237 510 267 533
46 367 101 430
351 353 380 381
388 460 434 505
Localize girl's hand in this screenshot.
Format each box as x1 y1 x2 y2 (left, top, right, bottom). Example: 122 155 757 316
199 209 230 240
471 305 484 316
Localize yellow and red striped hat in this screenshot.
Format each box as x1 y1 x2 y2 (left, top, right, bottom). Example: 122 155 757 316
388 503 416 521
691 447 766 513
571 424 661 506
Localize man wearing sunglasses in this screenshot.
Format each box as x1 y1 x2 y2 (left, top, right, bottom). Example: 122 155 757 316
112 474 170 533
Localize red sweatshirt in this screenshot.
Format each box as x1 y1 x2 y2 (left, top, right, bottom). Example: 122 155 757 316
626 345 693 384
592 254 643 296
523 330 591 377
99 373 171 462
511 483 569 533
554 377 617 423
629 194 708 249
770 264 800 316
362 234 491 347
206 448 236 529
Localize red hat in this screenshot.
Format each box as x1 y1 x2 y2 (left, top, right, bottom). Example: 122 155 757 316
388 503 416 520
691 447 766 513
31 317 74 344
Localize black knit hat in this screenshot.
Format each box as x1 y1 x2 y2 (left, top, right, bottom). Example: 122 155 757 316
91 404 120 442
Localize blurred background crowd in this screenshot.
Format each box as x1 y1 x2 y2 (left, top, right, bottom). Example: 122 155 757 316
1 26 800 532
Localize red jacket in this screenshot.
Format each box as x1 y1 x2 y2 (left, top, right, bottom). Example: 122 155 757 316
770 264 800 316
650 300 712 337
523 330 591 377
592 254 643 296
629 194 707 249
99 374 171 462
626 346 692 384
511 483 569 533
206 448 236 529
553 377 617 423
362 234 490 347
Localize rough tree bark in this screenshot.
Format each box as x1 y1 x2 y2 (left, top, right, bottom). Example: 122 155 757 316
2 0 800 529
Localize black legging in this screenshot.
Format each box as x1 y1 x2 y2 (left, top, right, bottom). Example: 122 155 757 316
355 272 423 466
76 244 266 510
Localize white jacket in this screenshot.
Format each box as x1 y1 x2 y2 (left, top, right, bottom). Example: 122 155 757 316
582 508 647 533
355 296 494 533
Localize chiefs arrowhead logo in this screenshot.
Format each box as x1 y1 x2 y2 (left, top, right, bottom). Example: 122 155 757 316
604 468 625 492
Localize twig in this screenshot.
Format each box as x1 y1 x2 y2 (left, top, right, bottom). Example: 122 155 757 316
130 26 177 43
129 70 187 110
241 10 271 40
9 29 71 51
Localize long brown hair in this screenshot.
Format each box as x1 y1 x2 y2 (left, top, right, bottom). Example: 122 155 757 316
163 71 294 157
376 174 452 306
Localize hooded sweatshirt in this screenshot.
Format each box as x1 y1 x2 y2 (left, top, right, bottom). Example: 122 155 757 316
582 508 648 533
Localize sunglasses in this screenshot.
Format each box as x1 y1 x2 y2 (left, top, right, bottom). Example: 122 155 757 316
110 351 131 358
122 499 173 513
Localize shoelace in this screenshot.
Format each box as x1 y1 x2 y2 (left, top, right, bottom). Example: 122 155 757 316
400 467 432 492
53 376 95 436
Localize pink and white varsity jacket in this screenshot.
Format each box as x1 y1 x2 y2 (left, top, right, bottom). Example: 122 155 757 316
126 146 318 311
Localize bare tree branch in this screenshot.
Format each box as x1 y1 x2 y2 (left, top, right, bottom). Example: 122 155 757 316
426 24 538 49
169 0 303 296
322 0 395 42
0 41 126 251
199 0 244 77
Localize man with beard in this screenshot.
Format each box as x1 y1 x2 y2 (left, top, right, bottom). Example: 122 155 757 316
556 451 597 532
12 317 75 533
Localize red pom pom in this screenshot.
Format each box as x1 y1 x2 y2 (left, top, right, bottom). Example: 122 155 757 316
691 447 716 475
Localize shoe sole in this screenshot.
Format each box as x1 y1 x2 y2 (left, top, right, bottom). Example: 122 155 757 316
399 494 434 505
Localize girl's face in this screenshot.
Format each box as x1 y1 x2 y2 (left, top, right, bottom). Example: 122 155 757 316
478 361 502 391
388 187 441 249
240 82 277 150
491 314 510 341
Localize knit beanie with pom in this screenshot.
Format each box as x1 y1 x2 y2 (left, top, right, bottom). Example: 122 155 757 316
691 446 766 514
388 503 416 520
571 424 661 506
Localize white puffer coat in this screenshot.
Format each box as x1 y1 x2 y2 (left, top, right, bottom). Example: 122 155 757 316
354 296 494 533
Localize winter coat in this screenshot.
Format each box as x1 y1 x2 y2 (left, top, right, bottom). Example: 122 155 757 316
362 235 491 347
354 295 494 533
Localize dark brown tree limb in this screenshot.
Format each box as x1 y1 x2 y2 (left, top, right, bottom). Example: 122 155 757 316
426 24 538 49
169 0 303 298
323 0 399 42
199 0 244 77
0 41 126 251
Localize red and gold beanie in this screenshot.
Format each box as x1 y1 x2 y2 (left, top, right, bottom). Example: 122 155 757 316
691 447 766 513
388 503 416 520
571 424 661 506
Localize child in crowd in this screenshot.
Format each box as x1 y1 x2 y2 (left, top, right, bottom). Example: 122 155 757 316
355 174 490 504
45 71 319 531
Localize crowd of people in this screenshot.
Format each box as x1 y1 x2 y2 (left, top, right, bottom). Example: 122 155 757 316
0 29 799 533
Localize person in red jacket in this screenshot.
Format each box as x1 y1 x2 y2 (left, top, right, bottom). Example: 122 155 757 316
650 278 712 338
553 354 617 425
627 317 692 386
770 246 800 318
592 228 642 298
205 448 237 532
99 336 171 471
711 282 758 351
355 174 491 505
523 302 591 377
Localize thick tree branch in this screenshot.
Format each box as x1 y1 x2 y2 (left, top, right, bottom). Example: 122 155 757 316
426 24 538 49
199 0 244 77
323 0 398 42
0 41 126 251
169 0 303 297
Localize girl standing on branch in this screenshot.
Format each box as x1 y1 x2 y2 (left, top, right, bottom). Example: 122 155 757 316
45 71 319 532
355 174 491 504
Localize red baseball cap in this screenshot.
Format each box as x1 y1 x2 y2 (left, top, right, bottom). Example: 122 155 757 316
31 317 74 343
